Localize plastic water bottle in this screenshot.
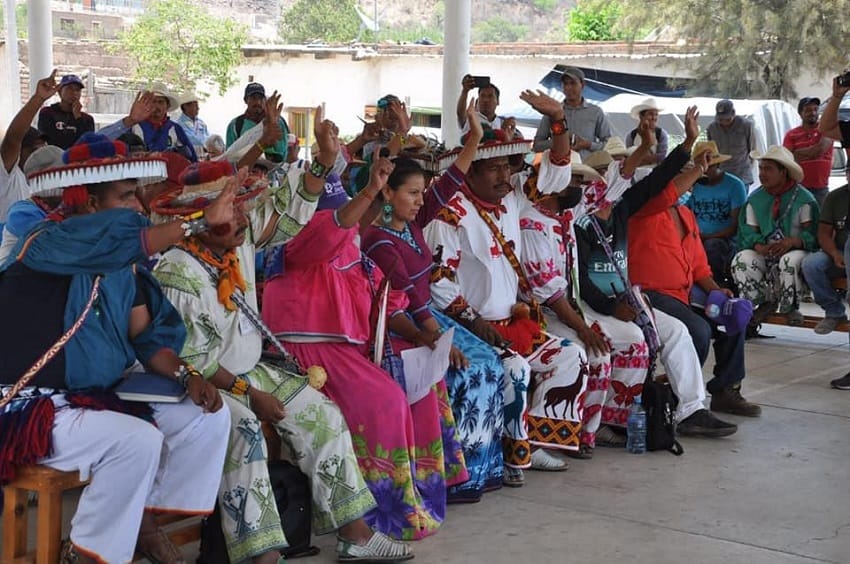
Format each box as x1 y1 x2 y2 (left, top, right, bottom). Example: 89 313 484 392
627 397 647 454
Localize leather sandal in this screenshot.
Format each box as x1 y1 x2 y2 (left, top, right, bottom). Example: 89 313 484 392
136 527 186 564
565 443 593 459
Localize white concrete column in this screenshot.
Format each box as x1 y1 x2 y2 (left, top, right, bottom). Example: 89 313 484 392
441 0 471 147
27 0 53 95
4 0 21 112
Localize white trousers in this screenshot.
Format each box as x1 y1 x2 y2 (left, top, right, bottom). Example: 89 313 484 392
41 396 230 563
582 306 706 422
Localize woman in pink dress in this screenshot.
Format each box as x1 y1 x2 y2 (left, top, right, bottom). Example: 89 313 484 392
261 155 466 541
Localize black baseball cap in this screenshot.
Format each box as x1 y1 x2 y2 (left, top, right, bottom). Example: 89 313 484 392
244 82 266 99
797 96 821 114
715 99 735 118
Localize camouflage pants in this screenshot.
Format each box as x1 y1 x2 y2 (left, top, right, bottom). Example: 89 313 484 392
731 249 809 313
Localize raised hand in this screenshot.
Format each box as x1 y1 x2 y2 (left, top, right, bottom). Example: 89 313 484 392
205 167 246 226
461 74 476 93
638 118 657 148
35 70 58 103
389 99 411 134
260 90 284 147
520 89 565 120
466 98 484 141
833 74 850 99
368 151 394 190
683 105 700 144
72 99 83 120
361 120 383 142
128 91 155 125
314 105 340 160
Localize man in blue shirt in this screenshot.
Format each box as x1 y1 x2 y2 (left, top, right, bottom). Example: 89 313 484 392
685 141 747 287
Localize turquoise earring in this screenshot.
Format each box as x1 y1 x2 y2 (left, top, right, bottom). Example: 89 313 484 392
381 202 394 226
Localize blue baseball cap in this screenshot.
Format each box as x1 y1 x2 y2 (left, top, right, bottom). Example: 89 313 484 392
59 75 84 89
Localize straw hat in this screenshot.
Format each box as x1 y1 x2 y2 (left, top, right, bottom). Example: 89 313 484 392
602 137 632 157
630 97 664 120
177 91 199 107
570 151 603 184
147 82 179 112
583 150 613 172
692 141 731 167
749 146 804 182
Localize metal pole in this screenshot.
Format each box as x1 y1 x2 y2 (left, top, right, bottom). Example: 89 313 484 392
27 0 53 95
441 0 471 147
4 0 21 110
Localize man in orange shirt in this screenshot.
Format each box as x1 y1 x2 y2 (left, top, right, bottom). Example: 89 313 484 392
629 157 762 418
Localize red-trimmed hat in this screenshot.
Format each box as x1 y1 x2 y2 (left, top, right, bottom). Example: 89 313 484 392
151 160 269 216
26 132 167 198
436 125 531 172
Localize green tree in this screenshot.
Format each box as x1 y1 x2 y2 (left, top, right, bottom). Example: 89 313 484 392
473 16 528 43
115 0 247 95
614 0 850 99
566 1 625 41
280 0 360 44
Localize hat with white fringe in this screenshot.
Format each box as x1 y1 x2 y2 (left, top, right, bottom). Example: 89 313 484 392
26 133 167 204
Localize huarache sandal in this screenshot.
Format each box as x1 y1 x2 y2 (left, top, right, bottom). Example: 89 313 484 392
502 466 525 487
565 443 594 459
336 531 413 562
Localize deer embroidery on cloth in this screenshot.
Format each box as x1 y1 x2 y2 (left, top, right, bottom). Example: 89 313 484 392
503 369 528 436
543 362 588 419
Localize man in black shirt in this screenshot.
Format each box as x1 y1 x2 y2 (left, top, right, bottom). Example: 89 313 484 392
37 74 95 149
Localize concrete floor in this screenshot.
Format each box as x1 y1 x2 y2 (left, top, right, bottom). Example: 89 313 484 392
6 320 849 564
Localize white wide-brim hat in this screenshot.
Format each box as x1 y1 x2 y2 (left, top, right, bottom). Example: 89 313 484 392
750 146 804 182
630 97 664 120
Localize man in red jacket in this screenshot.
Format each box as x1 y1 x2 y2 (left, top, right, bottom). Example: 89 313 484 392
629 156 762 418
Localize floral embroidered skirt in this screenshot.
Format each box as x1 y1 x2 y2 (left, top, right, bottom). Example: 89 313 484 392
285 341 467 540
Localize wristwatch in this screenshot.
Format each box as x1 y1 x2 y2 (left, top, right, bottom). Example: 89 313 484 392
550 118 568 136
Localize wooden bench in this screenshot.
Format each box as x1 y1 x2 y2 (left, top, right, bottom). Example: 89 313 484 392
763 278 849 332
2 423 283 563
2 466 88 563
2 466 202 563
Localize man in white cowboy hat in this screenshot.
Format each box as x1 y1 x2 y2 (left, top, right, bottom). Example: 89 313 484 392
0 133 239 562
684 140 747 286
707 99 757 187
174 90 210 157
732 145 818 326
37 73 95 149
576 108 740 438
99 82 198 161
626 97 669 166
533 66 612 159
426 89 590 485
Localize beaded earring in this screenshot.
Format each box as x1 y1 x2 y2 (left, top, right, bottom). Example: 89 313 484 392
381 202 394 225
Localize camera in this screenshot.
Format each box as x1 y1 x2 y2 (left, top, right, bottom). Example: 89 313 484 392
472 75 490 88
837 70 850 87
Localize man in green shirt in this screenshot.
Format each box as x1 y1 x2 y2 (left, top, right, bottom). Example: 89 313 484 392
732 146 819 325
226 82 291 163
801 167 849 334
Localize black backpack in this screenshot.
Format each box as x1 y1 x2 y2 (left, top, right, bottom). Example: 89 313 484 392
198 460 319 562
642 376 684 455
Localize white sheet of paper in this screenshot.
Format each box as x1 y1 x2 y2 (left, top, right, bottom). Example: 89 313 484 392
400 328 454 404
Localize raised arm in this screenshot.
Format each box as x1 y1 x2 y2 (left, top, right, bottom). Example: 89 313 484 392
819 76 850 142
1 71 57 172
456 74 476 128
